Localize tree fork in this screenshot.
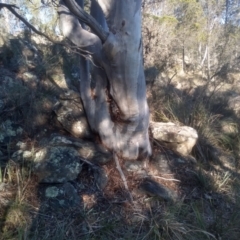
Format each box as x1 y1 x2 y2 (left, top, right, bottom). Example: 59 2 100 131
58 0 151 160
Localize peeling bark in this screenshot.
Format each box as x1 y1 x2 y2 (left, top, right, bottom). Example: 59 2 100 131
59 0 151 160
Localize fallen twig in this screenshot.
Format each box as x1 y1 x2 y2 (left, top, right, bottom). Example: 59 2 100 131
113 153 133 203
151 175 180 182
79 157 94 166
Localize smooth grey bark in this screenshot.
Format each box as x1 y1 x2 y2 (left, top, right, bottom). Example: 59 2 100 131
58 0 151 160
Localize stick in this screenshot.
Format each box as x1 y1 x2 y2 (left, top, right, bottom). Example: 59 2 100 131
113 153 133 203
79 157 94 166
151 175 180 182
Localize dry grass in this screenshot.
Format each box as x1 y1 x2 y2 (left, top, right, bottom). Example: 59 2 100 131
1 145 240 240
147 70 240 239
1 37 240 239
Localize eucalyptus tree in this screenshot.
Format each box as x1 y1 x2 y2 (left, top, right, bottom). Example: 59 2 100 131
58 0 151 160
0 0 151 161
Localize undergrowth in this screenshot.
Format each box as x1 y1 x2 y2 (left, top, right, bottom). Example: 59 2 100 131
0 34 240 239
150 73 240 239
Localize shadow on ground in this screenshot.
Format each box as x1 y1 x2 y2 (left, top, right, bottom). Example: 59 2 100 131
0 35 240 239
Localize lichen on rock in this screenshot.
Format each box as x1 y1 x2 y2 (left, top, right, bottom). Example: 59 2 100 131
0 120 23 144
150 121 198 155
33 146 83 183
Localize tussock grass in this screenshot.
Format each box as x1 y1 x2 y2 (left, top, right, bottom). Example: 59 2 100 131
148 70 240 240
1 35 240 239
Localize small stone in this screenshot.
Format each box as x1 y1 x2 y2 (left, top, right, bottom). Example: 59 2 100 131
16 141 28 150
43 182 80 210
177 158 185 163
45 186 59 198
12 150 32 162
93 167 108 190
23 72 38 81
124 161 144 172
139 178 177 201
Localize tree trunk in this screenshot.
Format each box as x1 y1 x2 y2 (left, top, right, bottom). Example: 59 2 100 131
58 0 151 160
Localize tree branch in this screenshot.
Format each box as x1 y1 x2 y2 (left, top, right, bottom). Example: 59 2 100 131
0 3 56 43
62 0 109 42
0 3 18 9
0 2 91 61
58 3 103 63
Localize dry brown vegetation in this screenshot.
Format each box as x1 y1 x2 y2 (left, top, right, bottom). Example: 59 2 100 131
0 33 240 240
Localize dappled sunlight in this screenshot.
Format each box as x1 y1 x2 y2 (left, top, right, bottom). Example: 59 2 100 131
82 193 97 209
0 0 240 239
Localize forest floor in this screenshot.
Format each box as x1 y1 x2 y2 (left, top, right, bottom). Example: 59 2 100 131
1 40 240 239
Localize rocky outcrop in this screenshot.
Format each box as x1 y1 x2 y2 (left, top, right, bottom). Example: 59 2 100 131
32 134 111 185
34 146 83 183
46 134 112 164
150 121 198 155
43 182 81 210
53 90 92 139
25 133 112 212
